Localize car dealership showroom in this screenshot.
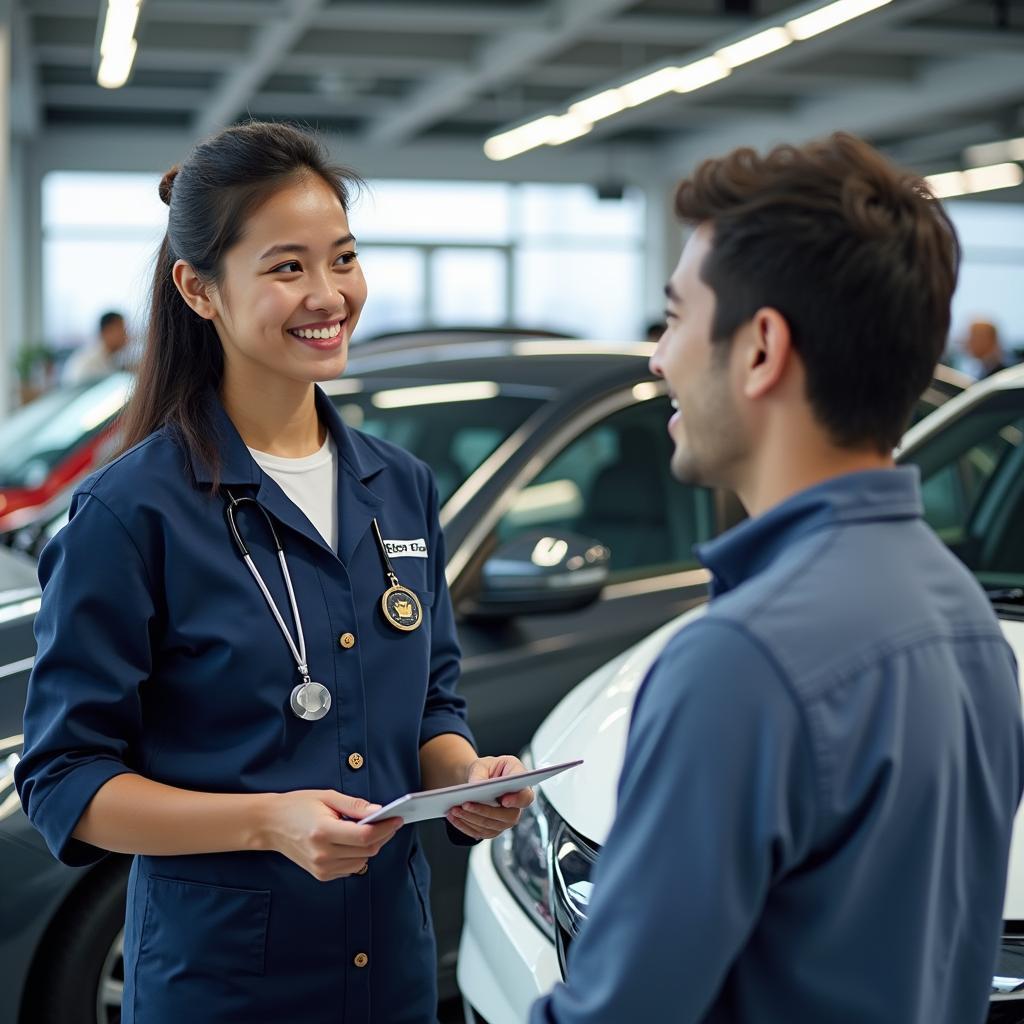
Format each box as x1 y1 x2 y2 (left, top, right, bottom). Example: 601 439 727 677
0 1 1023 1023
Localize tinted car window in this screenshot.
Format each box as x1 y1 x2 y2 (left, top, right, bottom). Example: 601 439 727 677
905 389 1024 588
0 373 132 488
329 390 544 505
496 396 714 576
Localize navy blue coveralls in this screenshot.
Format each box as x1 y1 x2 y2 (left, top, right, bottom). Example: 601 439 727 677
16 387 476 1023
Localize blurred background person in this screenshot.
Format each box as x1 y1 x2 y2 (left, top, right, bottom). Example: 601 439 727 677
964 319 1011 380
62 310 130 385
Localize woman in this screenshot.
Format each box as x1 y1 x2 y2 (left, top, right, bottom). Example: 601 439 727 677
15 121 532 1024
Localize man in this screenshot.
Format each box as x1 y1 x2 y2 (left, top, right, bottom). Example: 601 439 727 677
63 310 130 384
965 319 1011 379
531 133 1023 1024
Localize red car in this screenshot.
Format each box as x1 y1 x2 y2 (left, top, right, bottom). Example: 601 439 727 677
0 373 132 534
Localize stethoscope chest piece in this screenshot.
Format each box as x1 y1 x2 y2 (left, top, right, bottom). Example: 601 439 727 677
290 680 332 721
381 584 423 632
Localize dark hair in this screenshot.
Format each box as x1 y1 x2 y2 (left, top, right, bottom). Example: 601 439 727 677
119 121 362 484
99 310 124 331
674 131 959 452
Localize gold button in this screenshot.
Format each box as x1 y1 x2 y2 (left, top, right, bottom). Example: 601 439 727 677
339 632 356 649
354 952 369 968
357 862 368 876
348 752 364 770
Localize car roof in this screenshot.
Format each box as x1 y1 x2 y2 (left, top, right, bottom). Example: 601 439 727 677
900 362 1024 456
331 338 657 394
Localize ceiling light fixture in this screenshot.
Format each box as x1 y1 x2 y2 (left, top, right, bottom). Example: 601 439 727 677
925 162 1024 199
97 0 143 89
569 88 627 124
484 0 895 160
715 27 792 68
964 136 1024 167
786 0 892 40
674 56 732 93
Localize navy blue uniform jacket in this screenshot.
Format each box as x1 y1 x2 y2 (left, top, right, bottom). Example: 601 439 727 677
16 387 476 1023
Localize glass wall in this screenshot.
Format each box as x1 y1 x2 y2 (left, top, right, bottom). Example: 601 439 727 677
41 173 648 350
945 200 1024 367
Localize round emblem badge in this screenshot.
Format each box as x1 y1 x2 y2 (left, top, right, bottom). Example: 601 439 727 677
381 585 423 632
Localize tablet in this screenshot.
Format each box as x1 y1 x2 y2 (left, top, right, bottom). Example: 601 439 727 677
359 759 584 826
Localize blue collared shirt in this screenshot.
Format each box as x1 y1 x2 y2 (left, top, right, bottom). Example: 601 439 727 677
533 467 1023 1024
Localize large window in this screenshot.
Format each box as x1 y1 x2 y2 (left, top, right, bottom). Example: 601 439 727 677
944 201 1024 368
41 174 647 350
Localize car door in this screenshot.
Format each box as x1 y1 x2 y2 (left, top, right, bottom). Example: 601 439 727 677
423 384 716 986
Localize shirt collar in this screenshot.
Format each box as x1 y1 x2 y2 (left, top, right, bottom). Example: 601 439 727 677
187 385 387 488
696 466 923 597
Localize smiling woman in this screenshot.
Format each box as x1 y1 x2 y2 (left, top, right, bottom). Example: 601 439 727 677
14 121 534 1024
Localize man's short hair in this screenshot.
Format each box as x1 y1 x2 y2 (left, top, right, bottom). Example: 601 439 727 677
675 132 959 452
99 311 125 332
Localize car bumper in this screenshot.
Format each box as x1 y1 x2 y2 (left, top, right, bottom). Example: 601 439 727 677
457 837 560 1024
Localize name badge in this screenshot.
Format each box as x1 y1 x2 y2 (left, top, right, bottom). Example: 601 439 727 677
383 538 428 558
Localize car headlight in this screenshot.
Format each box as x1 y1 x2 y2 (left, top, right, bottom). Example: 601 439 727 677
491 747 557 940
549 820 599 978
0 733 24 823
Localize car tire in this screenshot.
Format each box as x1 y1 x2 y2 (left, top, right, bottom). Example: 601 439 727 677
21 859 129 1024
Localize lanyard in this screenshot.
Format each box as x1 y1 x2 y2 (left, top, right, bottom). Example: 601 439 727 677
223 491 426 720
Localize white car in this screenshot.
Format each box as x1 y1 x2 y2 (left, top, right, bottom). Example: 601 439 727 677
458 364 1024 1024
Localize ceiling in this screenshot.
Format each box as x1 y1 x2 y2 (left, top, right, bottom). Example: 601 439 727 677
8 0 1024 183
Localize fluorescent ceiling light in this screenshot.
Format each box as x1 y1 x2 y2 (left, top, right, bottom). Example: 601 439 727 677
569 89 627 124
547 114 592 146
485 112 591 159
674 56 731 93
925 162 1024 199
371 381 501 409
484 115 562 160
715 26 792 68
97 0 142 89
621 66 681 107
483 0 896 160
965 136 1024 167
786 0 891 40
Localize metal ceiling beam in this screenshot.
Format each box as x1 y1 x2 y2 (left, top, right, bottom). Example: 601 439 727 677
194 0 327 136
363 0 639 146
852 25 1024 55
667 50 1024 172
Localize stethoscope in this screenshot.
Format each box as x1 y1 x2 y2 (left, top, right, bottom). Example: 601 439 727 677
224 489 424 722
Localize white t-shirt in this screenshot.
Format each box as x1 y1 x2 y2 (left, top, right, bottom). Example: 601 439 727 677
248 435 338 551
63 341 117 385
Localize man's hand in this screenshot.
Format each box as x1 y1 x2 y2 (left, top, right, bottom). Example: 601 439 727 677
445 755 535 841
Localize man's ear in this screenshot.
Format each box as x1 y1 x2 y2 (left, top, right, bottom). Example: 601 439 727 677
741 307 792 400
172 260 217 321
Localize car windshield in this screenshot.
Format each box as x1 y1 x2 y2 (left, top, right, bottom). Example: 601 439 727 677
0 373 132 488
327 386 545 506
902 387 1024 595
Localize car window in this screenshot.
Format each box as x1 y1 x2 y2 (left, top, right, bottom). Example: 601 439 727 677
904 389 1024 589
496 395 715 577
0 373 132 488
329 391 545 506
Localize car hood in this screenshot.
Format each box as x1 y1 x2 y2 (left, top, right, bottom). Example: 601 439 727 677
533 609 1024 920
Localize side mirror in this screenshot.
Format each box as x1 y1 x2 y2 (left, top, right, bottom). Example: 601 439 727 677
464 530 610 619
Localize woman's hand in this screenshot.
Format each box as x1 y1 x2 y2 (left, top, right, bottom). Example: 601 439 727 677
261 790 402 882
445 755 535 841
